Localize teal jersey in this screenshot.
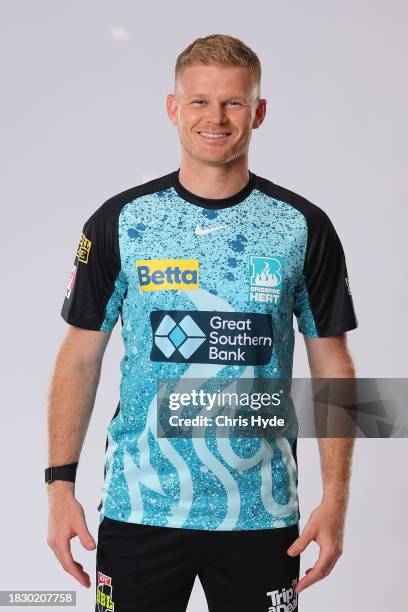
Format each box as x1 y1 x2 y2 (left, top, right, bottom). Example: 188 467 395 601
61 169 357 530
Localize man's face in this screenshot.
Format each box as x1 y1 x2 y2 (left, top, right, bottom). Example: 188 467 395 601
167 64 266 167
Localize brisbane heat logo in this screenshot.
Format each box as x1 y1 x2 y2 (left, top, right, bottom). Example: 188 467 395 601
96 571 115 611
249 255 284 304
136 259 199 291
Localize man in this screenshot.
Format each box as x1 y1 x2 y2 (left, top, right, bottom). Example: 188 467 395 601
46 34 358 612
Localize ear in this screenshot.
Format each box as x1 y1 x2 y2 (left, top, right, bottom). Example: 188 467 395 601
166 93 178 126
252 99 267 129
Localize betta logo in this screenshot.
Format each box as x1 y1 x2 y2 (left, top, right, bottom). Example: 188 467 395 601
136 258 199 292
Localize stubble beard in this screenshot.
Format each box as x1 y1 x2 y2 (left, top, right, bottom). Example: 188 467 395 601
179 129 252 168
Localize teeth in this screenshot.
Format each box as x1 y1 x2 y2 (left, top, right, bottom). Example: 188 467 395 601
200 132 229 138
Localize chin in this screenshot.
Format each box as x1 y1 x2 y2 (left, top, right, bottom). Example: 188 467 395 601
182 140 243 166
196 154 235 167
197 146 238 161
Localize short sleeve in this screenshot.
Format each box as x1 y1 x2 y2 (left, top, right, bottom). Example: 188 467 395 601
294 210 358 337
61 206 127 332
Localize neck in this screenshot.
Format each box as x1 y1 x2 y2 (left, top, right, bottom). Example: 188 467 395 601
178 155 250 199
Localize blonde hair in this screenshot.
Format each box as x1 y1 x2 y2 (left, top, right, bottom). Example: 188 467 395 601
175 34 261 98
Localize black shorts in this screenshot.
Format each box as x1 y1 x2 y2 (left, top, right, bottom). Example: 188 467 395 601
95 516 300 612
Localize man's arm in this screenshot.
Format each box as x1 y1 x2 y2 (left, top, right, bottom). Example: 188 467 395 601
47 325 111 588
287 332 356 594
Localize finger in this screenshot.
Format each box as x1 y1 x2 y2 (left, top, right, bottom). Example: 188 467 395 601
295 546 338 593
75 521 96 550
73 561 91 587
53 540 92 588
287 530 313 556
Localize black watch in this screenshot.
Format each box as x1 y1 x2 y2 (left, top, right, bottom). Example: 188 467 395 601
44 462 78 484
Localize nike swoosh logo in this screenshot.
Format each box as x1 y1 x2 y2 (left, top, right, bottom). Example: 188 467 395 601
195 224 229 236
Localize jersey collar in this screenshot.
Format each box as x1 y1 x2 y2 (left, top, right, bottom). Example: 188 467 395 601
171 168 257 209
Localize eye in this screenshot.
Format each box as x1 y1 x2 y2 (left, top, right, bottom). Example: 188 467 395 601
228 101 242 106
191 99 205 105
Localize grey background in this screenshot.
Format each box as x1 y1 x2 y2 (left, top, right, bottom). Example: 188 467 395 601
0 0 406 610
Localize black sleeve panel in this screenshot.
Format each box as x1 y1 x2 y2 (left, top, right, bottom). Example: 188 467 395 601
61 204 123 331
302 208 358 336
255 176 358 337
60 173 175 331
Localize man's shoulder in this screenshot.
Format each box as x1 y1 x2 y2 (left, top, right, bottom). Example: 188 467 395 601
255 173 331 226
86 171 174 227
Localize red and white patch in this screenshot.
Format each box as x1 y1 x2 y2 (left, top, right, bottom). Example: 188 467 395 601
65 265 77 299
97 571 112 587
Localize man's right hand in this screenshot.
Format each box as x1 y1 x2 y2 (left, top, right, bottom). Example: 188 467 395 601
47 481 96 588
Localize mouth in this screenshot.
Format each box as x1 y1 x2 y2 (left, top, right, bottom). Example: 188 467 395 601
197 131 232 142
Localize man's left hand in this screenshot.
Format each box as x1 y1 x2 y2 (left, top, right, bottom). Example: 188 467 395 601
287 501 345 594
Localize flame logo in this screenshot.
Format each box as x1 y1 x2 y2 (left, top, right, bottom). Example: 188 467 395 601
254 261 280 287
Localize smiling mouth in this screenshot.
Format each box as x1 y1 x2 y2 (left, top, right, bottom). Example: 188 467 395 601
197 131 232 141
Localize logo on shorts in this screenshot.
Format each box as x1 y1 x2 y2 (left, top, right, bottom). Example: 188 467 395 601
266 578 298 611
249 256 284 304
65 264 77 299
77 233 92 263
136 259 199 291
96 571 115 611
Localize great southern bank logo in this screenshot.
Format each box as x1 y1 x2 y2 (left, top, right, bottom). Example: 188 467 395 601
150 310 273 365
249 255 283 305
136 259 199 292
153 314 206 359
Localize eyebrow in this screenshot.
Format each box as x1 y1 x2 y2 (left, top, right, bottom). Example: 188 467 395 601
186 94 248 101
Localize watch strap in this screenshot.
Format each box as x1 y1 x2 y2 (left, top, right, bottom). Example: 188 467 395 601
45 462 78 484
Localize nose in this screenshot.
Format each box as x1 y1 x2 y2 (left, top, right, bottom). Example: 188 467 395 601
205 102 228 125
